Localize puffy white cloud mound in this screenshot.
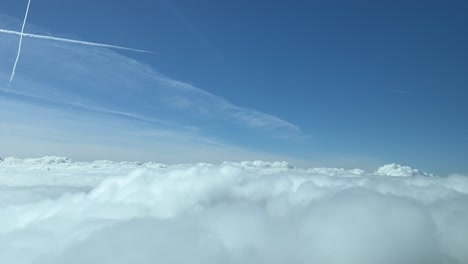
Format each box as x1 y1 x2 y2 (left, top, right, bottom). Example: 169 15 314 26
375 163 435 177
0 157 467 264
1 156 74 165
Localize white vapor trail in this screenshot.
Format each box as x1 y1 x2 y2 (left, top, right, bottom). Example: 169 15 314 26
384 88 414 95
7 0 32 88
0 29 152 53
66 100 80 111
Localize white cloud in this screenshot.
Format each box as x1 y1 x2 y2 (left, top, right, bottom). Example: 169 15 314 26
0 28 152 53
0 16 303 139
0 15 312 167
0 99 308 165
229 107 301 134
375 163 435 177
0 157 467 264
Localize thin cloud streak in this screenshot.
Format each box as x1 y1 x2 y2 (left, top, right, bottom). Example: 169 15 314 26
0 27 305 139
66 100 80 111
384 88 414 95
0 29 152 53
158 76 303 136
6 0 31 89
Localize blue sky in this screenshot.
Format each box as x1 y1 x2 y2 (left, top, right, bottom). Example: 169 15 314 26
0 0 467 174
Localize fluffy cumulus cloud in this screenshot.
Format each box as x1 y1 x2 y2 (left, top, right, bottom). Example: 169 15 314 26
0 157 467 264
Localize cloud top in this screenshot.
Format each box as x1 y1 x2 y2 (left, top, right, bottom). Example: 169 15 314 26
0 157 467 264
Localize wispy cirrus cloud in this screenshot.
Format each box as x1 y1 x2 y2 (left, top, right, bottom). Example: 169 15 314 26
0 99 309 165
383 88 414 95
154 76 302 135
0 16 306 161
229 108 301 132
0 17 303 140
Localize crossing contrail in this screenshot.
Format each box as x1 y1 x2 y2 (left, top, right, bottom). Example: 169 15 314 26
7 0 32 88
0 29 152 53
2 0 152 94
67 100 80 111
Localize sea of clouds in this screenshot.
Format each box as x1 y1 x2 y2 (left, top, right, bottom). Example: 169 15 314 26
0 156 467 264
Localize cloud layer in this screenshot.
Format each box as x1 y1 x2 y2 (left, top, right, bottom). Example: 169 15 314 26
1 157 467 264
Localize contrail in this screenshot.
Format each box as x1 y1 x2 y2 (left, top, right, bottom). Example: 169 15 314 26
0 29 152 53
66 100 80 111
383 88 414 95
7 0 32 88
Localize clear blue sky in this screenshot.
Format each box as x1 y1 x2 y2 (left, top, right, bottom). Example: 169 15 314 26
0 0 467 174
